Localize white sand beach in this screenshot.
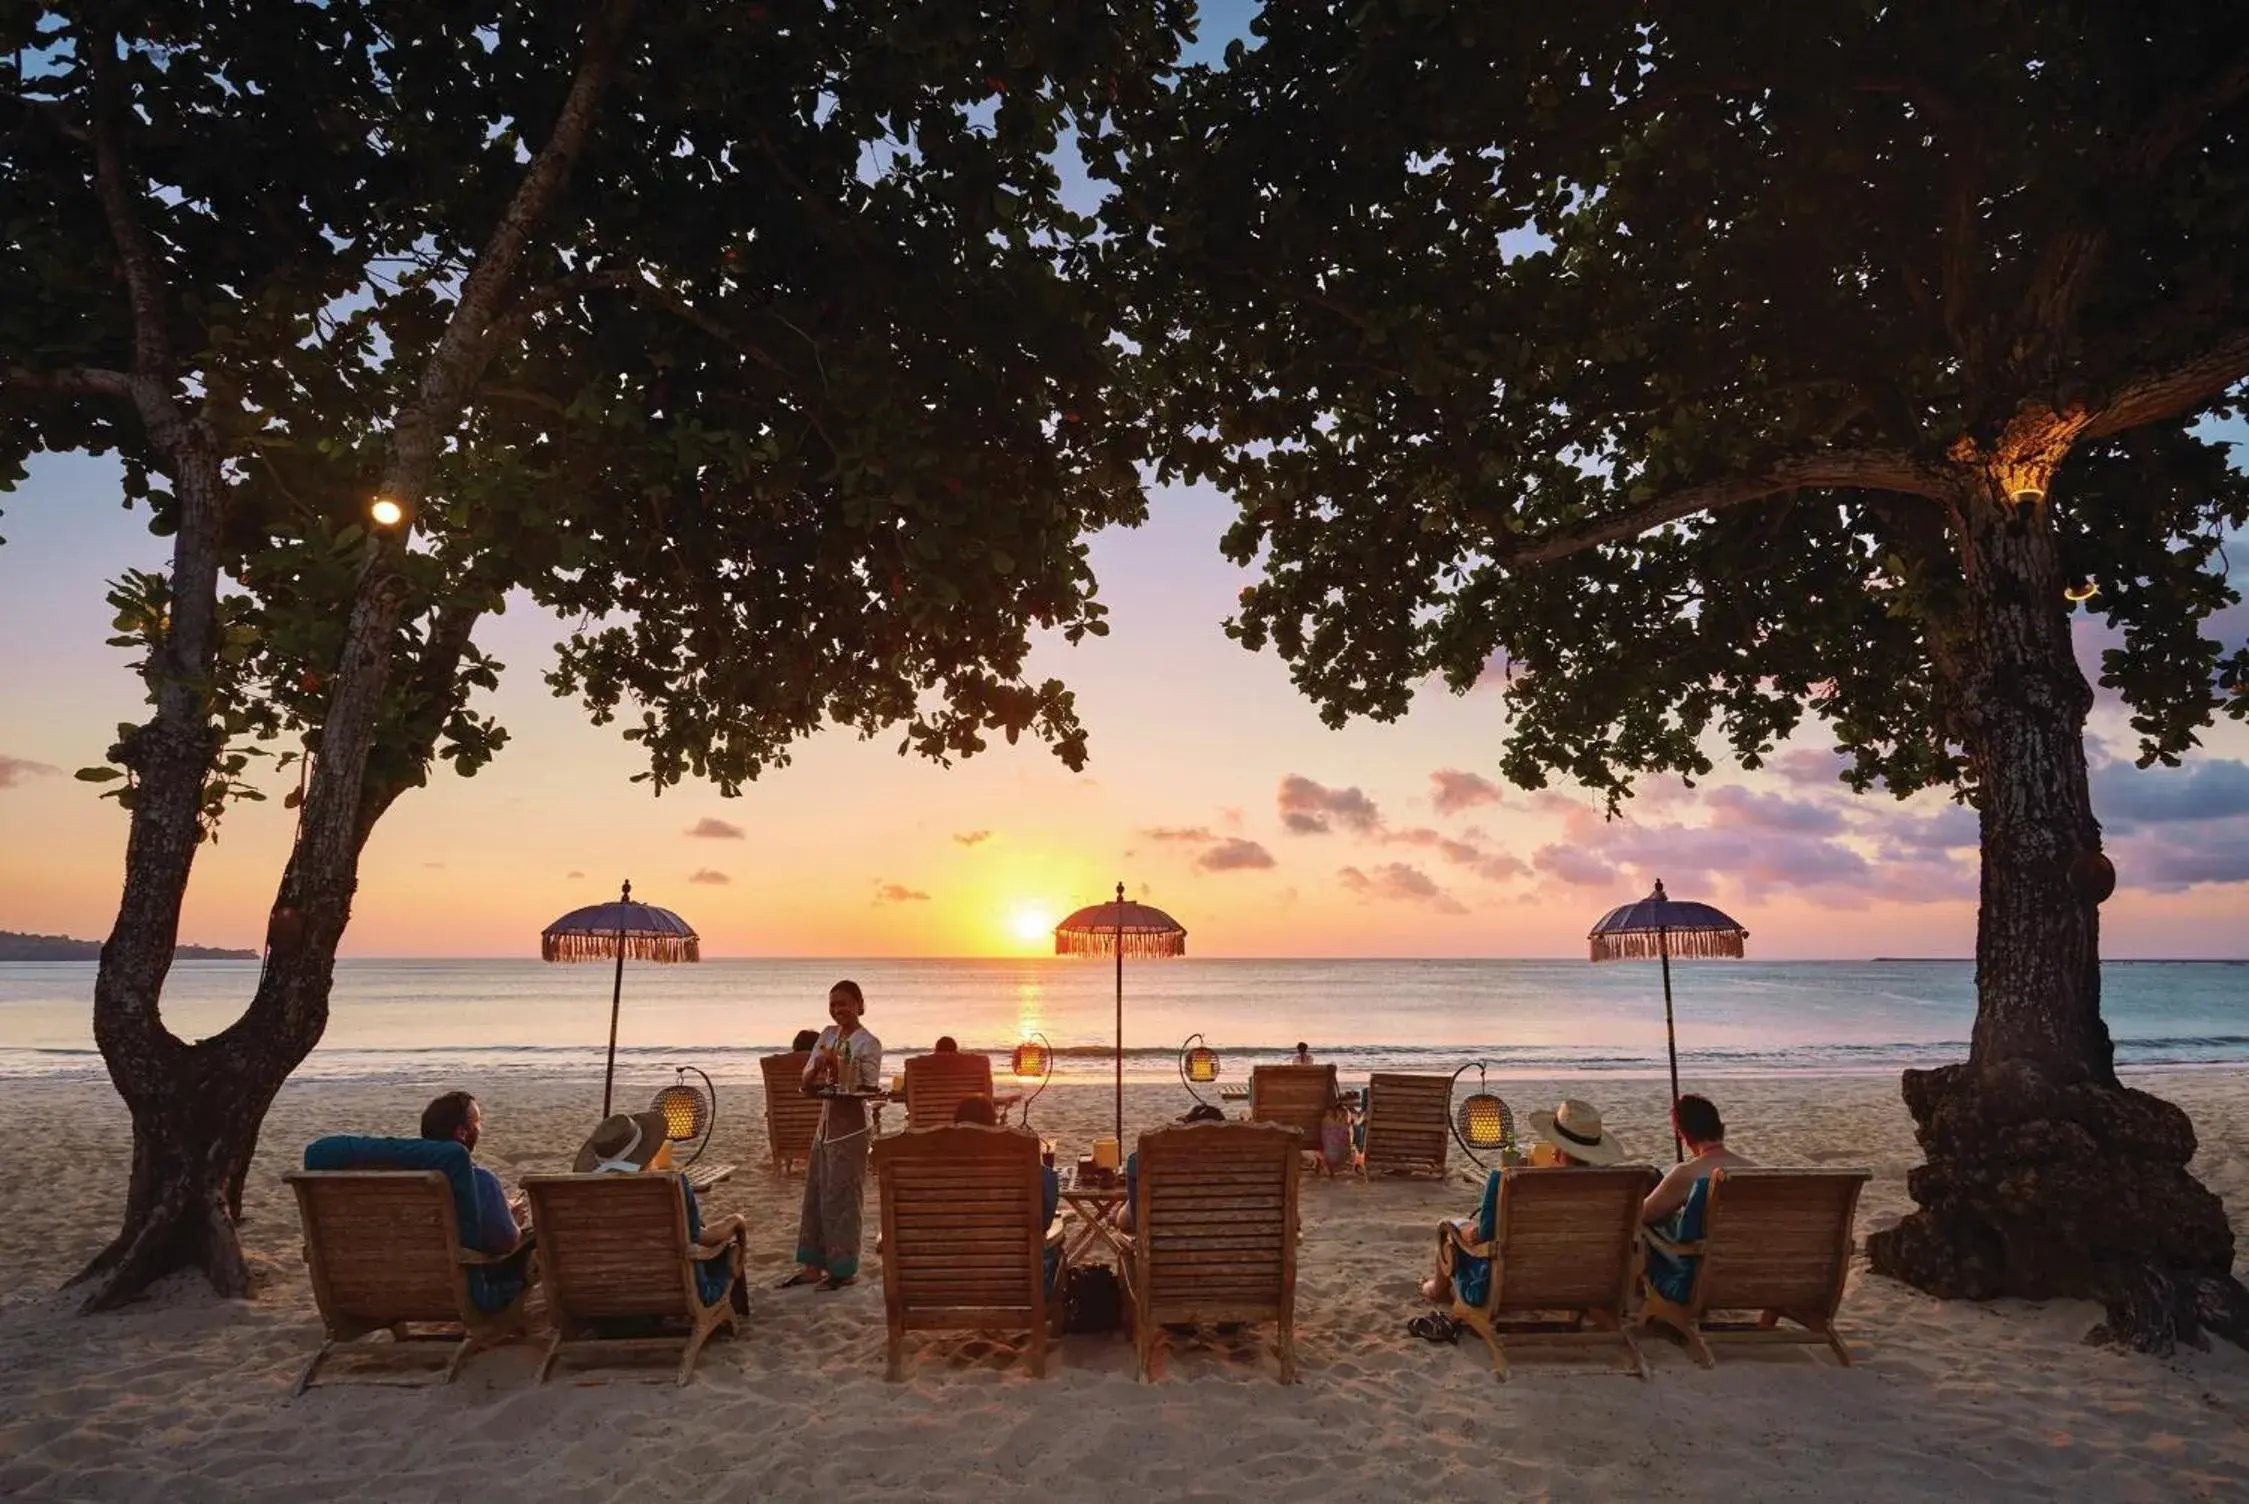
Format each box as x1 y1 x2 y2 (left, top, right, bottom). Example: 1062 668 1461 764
3 1071 2247 1501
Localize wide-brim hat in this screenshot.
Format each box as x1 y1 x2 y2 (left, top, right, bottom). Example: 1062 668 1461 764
1526 1098 1626 1166
574 1110 672 1174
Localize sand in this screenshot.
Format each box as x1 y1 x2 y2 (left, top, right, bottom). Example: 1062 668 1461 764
3 1069 2247 1502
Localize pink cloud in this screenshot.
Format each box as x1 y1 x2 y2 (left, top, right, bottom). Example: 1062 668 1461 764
1430 769 1503 815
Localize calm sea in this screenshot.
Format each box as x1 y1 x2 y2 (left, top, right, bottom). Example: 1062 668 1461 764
1 958 2243 1084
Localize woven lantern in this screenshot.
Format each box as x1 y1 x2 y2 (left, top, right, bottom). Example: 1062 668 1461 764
649 1065 717 1167
1010 1032 1054 1128
1178 1032 1221 1112
1448 1061 1514 1168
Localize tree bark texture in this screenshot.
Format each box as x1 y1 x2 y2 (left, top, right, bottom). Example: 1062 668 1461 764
1866 469 2249 1354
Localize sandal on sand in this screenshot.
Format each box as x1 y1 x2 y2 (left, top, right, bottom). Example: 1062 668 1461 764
1407 1314 1461 1344
776 1271 820 1289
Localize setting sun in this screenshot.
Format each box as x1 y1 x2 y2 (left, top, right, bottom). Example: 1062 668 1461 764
1009 905 1055 946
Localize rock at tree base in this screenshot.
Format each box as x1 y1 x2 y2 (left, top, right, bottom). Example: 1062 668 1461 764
1868 1060 2249 1355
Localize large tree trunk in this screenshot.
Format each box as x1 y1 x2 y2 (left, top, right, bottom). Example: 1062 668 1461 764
1866 469 2249 1353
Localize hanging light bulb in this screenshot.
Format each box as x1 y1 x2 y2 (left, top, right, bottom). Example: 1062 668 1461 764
2064 579 2099 604
368 495 408 528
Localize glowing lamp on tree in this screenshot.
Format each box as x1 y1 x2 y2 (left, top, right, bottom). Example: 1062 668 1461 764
367 495 409 529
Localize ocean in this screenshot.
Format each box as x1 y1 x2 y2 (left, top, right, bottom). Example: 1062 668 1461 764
1 957 2243 1085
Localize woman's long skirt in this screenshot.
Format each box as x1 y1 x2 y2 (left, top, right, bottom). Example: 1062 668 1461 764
794 1099 870 1279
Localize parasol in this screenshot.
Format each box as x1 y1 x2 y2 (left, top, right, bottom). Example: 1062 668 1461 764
541 878 700 1116
1588 878 1748 1160
1055 880 1187 1144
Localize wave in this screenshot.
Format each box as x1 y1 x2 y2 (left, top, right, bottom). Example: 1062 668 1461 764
9 1033 2249 1082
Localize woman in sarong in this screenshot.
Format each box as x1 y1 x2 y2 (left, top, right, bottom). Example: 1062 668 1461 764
783 979 882 1290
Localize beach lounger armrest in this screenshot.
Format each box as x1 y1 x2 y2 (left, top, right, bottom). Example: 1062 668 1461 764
1440 1220 1493 1259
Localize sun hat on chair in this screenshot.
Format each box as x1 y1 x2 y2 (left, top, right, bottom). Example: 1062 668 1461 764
574 1111 673 1174
1525 1098 1626 1165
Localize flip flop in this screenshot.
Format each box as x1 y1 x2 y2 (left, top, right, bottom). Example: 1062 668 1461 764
775 1271 820 1289
816 1276 856 1293
1407 1313 1461 1344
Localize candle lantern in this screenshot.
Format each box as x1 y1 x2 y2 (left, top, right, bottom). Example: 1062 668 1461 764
650 1064 718 1168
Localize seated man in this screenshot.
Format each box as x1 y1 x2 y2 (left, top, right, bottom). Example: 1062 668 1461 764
952 1096 1062 1288
1421 1097 1625 1305
1120 1102 1227 1231
791 1028 821 1053
576 1111 749 1312
1641 1094 1753 1303
420 1090 522 1257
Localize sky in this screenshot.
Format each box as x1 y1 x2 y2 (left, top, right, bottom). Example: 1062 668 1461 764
4 2 2247 960
6 438 2247 960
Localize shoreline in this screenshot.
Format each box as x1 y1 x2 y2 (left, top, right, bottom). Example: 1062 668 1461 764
4 1070 2247 1499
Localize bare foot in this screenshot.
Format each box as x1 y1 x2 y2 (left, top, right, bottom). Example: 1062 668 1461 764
1420 1275 1449 1304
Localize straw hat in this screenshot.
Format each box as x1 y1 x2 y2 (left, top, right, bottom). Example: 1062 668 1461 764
1526 1098 1626 1166
574 1111 673 1174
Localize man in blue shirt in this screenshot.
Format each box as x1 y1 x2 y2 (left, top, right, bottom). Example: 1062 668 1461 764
420 1091 522 1256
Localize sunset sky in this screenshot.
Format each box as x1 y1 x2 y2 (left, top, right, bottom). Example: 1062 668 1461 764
3 0 2246 961
6 433 2247 960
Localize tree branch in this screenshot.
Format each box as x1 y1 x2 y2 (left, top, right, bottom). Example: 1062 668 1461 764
1491 449 1952 567
481 266 647 352
2085 326 2249 437
85 32 172 380
3 365 136 398
2125 49 2249 177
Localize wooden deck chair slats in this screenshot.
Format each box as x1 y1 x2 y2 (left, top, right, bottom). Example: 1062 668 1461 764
760 1051 824 1173
872 1124 1052 1381
1360 1073 1452 1178
1127 1120 1301 1383
903 1052 998 1130
285 1170 530 1394
1248 1064 1337 1154
1641 1167 1870 1368
521 1172 742 1386
1441 1164 1659 1381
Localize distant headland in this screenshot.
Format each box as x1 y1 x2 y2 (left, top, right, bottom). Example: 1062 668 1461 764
0 930 257 962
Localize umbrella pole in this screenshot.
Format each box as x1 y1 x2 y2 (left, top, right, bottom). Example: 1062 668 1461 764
603 932 625 1118
1659 924 1681 1162
1114 903 1125 1146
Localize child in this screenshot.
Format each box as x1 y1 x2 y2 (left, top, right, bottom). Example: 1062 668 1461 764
1318 1097 1356 1178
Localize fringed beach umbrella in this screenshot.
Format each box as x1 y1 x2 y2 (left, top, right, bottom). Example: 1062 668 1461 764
541 879 700 1116
1588 878 1748 1160
1055 881 1187 1144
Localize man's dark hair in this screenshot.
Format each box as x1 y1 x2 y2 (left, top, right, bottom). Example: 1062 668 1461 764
952 1094 999 1127
1181 1104 1227 1124
791 1029 820 1052
420 1090 478 1142
1673 1094 1725 1145
934 1035 959 1053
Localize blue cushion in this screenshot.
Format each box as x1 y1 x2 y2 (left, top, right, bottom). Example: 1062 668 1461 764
301 1136 524 1313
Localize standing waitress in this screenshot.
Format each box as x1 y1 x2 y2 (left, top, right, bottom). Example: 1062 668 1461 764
784 979 882 1290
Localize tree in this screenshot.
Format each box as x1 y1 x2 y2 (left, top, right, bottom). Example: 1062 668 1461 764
1 0 1188 1310
1103 2 2249 1349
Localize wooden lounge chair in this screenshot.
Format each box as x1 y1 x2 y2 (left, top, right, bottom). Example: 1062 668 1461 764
1123 1119 1302 1383
1639 1167 1870 1367
1249 1063 1336 1160
904 1051 1000 1130
761 1050 825 1173
872 1124 1057 1380
1360 1072 1452 1178
285 1167 532 1394
1436 1164 1660 1380
521 1171 745 1386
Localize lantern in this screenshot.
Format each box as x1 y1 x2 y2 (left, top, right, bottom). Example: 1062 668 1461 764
368 495 409 529
650 1065 717 1167
1178 1032 1221 1110
1011 1032 1053 1128
1447 1061 1514 1168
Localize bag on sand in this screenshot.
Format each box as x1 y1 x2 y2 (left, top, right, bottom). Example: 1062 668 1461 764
1063 1263 1123 1334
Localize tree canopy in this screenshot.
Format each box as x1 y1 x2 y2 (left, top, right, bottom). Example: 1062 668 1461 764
1102 0 2249 808
4 0 1192 822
